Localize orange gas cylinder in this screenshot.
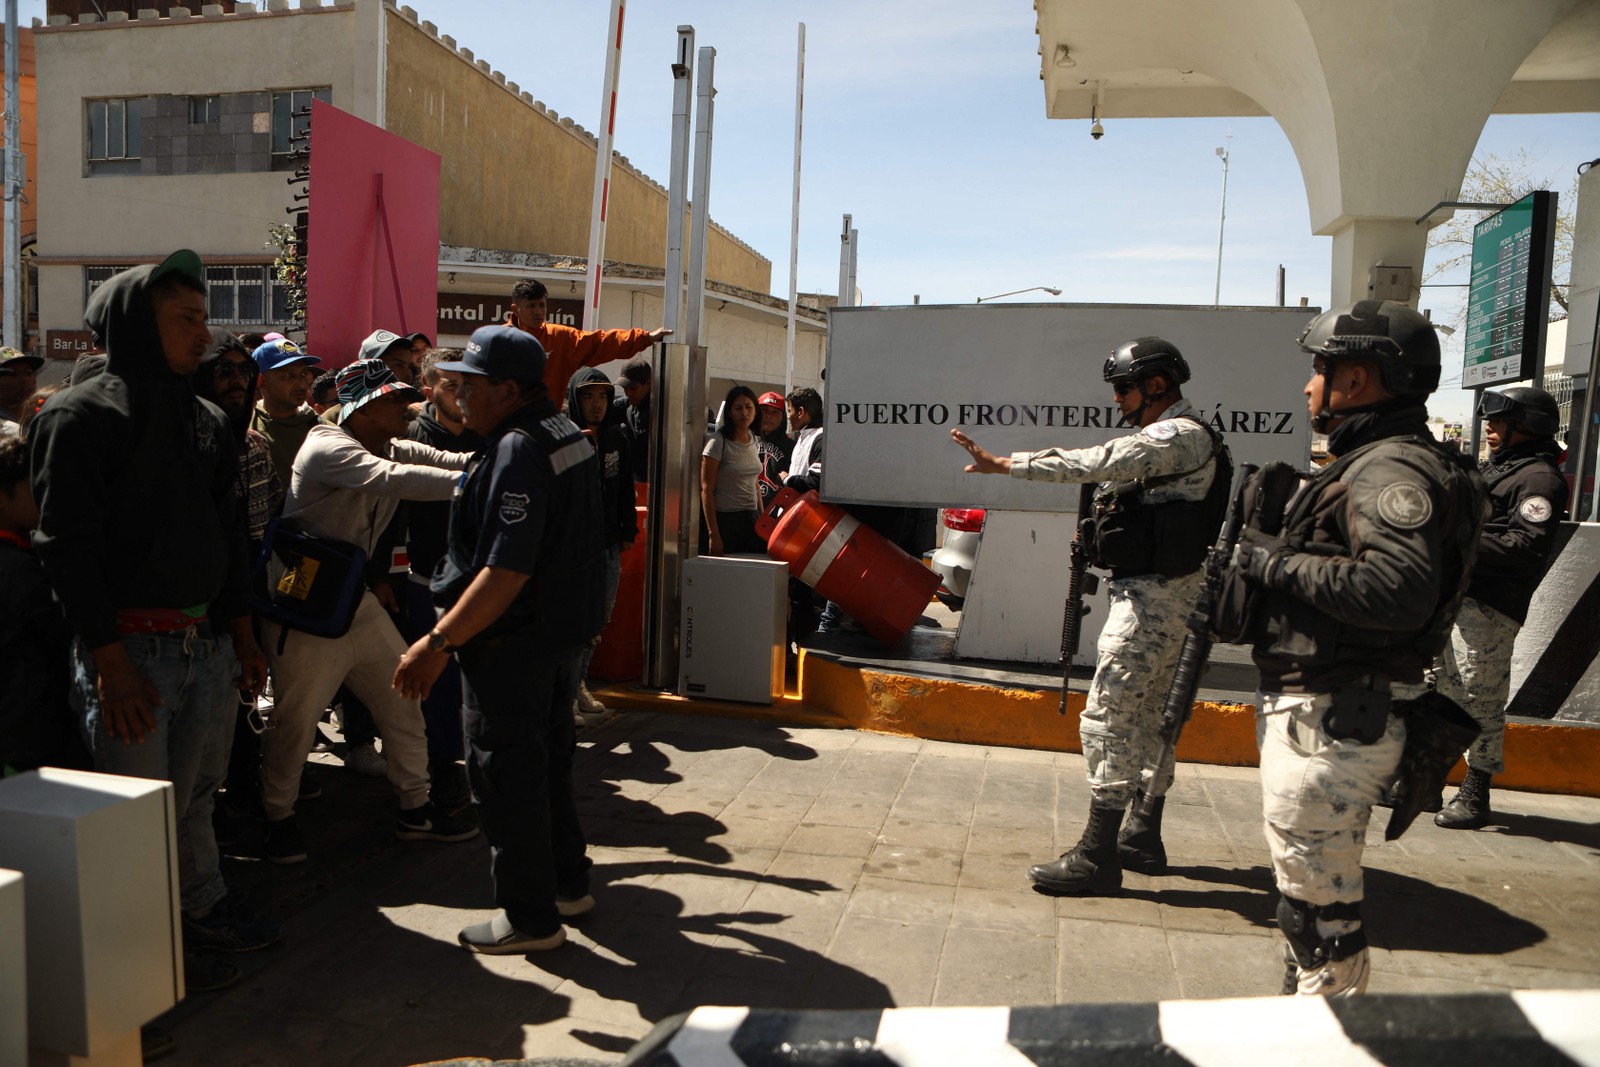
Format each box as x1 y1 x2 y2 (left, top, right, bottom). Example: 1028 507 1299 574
756 487 939 647
588 489 649 681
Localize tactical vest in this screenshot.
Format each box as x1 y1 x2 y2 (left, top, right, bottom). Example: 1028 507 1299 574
1082 416 1233 579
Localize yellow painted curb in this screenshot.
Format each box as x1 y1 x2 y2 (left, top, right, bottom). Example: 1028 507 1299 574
595 651 1600 798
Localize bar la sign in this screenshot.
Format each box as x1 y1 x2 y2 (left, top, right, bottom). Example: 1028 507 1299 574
436 294 583 337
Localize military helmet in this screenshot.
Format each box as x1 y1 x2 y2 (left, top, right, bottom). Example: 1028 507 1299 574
1103 336 1191 386
1477 385 1561 437
1297 299 1440 396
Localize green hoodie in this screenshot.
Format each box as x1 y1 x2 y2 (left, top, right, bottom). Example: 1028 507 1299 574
251 402 321 488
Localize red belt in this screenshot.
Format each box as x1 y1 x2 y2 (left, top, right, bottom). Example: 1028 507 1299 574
116 608 205 635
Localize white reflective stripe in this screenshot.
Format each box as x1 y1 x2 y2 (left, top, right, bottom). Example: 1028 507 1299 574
798 513 861 587
1159 996 1384 1067
1512 990 1600 1065
664 1005 749 1067
874 1006 1031 1066
549 438 591 475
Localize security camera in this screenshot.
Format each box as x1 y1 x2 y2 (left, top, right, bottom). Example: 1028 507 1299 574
1090 119 1104 140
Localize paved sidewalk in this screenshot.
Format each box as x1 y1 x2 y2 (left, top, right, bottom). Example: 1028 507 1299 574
163 712 1600 1066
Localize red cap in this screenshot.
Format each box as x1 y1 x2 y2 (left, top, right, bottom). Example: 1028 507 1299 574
758 391 785 409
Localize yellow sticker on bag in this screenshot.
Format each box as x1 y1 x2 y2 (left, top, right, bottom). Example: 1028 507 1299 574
277 557 320 600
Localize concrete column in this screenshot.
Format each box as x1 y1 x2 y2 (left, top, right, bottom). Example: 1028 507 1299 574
1328 216 1430 307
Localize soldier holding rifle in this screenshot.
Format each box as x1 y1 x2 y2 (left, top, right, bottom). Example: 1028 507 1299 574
954 337 1230 897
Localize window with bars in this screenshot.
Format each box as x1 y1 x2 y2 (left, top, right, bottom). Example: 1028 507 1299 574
86 97 156 175
85 264 289 328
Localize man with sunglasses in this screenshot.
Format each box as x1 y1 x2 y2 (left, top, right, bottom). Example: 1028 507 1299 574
1223 300 1484 997
1430 385 1567 831
953 337 1229 897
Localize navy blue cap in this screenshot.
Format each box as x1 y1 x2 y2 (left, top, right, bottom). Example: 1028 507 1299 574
253 338 321 373
436 324 546 387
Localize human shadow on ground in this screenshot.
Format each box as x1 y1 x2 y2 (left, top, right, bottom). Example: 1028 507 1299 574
534 880 894 1056
1492 810 1600 852
1128 863 1547 955
579 722 820 789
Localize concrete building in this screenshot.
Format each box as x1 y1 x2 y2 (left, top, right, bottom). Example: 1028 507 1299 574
1 27 36 350
31 0 826 392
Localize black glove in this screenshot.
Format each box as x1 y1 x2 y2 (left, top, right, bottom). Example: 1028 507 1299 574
1235 527 1290 588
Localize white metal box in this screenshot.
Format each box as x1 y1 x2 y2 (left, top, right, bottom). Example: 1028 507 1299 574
0 770 181 1060
680 555 789 704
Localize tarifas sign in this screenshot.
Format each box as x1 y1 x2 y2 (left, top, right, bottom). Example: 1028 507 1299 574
1463 191 1557 390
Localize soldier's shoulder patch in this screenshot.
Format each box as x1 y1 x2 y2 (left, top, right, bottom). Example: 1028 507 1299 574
1376 482 1433 529
498 491 529 525
1519 495 1554 523
1145 420 1179 441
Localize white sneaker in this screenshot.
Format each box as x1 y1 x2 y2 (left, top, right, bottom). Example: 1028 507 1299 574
576 683 607 715
344 741 388 778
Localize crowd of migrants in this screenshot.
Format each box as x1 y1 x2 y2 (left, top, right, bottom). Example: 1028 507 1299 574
0 254 853 983
0 253 1570 999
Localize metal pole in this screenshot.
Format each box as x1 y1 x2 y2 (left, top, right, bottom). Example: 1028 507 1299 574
1276 264 1286 307
847 227 859 310
643 26 694 690
3 0 19 349
837 213 852 307
783 23 805 395
581 0 626 331
683 46 715 351
1213 143 1229 306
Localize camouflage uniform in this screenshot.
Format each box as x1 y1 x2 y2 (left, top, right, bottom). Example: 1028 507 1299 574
1010 397 1220 808
1432 598 1518 774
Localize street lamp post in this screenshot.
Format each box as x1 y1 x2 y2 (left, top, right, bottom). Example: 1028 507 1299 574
1213 142 1230 306
976 286 1062 303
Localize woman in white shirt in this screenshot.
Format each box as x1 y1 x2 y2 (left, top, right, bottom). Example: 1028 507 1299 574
700 385 764 555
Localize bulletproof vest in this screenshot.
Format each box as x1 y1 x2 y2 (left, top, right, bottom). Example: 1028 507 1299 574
1082 416 1233 579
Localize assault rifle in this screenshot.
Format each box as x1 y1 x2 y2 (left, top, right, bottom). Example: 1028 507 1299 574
1137 463 1255 813
1057 481 1101 715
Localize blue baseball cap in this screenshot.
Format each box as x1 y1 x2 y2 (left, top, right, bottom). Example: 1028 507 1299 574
252 338 321 373
435 324 546 388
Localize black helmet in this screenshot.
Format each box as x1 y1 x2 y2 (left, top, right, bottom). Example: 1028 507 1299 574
1103 336 1191 386
1477 385 1560 437
1297 299 1439 396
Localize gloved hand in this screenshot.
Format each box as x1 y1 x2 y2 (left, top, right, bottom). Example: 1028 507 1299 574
1235 527 1291 588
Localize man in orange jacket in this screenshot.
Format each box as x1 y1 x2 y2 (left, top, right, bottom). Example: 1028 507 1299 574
506 279 670 403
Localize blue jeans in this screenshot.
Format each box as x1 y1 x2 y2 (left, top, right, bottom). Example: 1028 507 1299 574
576 545 623 684
72 628 237 918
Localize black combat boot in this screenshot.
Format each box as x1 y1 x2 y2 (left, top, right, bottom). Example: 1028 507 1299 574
1434 768 1492 830
1118 793 1168 875
1028 804 1124 896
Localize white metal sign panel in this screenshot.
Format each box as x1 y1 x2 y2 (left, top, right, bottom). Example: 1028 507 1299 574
822 304 1318 511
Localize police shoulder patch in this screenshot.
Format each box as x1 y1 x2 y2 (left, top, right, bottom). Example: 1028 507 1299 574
1145 420 1179 441
498 491 530 525
1376 482 1433 529
1519 495 1554 523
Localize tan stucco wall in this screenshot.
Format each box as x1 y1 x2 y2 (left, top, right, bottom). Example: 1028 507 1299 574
383 9 771 294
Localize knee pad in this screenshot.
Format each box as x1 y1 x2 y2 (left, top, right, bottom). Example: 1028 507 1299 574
1277 895 1366 970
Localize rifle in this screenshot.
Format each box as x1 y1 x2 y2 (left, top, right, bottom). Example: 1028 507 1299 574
1137 463 1256 812
1057 481 1101 715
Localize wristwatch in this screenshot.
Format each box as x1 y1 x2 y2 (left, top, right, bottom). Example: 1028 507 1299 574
427 628 459 654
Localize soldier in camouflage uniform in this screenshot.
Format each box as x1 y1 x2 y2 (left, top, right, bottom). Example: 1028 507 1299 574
954 337 1229 896
1432 386 1567 830
1227 301 1485 997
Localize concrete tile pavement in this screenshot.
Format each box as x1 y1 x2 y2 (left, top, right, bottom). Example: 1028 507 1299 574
161 711 1600 1066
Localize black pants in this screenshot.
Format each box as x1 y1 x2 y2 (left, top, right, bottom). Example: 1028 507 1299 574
458 632 590 936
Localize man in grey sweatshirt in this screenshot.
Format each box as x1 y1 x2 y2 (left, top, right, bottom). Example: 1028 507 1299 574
259 359 478 864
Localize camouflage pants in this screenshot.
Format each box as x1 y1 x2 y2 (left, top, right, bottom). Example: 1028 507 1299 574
1432 597 1518 775
1081 572 1200 809
1256 683 1422 906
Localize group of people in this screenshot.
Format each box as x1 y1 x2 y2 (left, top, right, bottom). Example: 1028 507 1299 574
0 252 679 983
955 299 1569 998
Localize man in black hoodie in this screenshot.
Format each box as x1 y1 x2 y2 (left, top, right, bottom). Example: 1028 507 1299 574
568 366 638 722
28 251 277 984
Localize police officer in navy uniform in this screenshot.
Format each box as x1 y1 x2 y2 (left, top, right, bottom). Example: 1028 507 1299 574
394 324 606 955
1432 385 1568 830
1226 300 1485 996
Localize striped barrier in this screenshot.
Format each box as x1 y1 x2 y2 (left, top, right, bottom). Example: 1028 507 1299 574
622 991 1599 1066
1509 522 1600 725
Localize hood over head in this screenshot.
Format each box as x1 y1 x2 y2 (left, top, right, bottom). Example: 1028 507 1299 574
83 250 205 379
567 365 614 428
195 327 257 439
